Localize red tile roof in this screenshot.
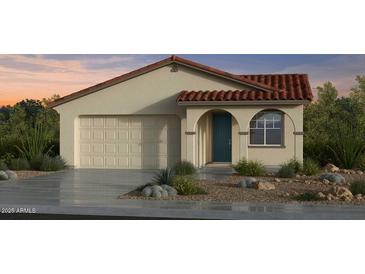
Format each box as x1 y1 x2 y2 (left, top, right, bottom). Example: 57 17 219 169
240 74 313 100
177 88 311 102
50 55 313 107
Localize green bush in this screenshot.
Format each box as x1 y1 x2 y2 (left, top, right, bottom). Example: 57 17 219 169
172 175 207 195
30 153 45 170
286 158 302 173
9 158 30 170
39 155 66 171
0 159 8 170
233 158 265 176
276 164 295 178
302 158 321 176
356 155 365 171
294 192 322 201
152 168 175 186
350 180 365 195
173 160 197 176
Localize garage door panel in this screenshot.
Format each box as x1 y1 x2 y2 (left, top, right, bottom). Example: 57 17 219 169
80 130 91 140
79 115 180 169
93 130 104 140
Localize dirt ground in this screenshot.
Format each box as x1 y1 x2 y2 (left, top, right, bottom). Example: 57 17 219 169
121 173 365 205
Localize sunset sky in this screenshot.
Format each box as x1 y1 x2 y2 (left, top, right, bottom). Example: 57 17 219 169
0 54 364 106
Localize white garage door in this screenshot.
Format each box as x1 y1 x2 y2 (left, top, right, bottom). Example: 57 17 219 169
78 115 181 169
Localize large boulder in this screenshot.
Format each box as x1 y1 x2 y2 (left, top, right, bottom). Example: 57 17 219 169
0 171 9 180
238 177 257 188
253 181 276 190
151 185 163 192
151 189 162 198
141 186 152 197
324 163 340 173
161 184 177 196
5 170 17 180
331 186 353 201
320 173 345 184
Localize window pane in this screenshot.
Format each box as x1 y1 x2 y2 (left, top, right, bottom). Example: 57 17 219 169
266 129 282 145
274 120 282 128
250 120 256 128
257 120 265 128
266 120 274 128
250 129 264 144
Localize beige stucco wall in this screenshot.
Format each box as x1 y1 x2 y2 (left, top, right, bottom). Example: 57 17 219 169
185 104 303 167
54 64 250 166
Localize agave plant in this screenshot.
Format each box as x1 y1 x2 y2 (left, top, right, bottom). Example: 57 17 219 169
151 168 175 186
15 123 54 161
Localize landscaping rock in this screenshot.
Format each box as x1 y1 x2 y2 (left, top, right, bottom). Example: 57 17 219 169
330 186 353 201
5 170 17 180
161 189 169 197
151 189 162 198
141 186 152 197
274 178 280 183
323 179 330 185
253 181 276 190
326 193 335 201
355 194 363 200
320 173 345 184
151 185 163 192
356 170 364 175
324 163 340 173
238 177 257 188
317 192 326 199
0 171 9 180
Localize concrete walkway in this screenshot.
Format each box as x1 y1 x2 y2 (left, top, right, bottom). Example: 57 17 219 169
1 169 365 219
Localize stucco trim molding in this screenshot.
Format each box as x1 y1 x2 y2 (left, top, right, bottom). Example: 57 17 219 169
238 131 249 135
185 131 196 135
293 131 304 135
177 100 310 106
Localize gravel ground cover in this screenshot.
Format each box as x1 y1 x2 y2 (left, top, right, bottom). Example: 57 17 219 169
121 173 365 205
15 170 56 180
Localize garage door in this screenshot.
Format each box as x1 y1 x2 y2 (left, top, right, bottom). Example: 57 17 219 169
78 115 181 169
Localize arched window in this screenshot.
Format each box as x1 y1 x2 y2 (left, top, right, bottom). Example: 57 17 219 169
249 111 283 146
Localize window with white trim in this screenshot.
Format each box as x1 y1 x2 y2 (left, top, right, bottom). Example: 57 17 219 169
249 111 283 146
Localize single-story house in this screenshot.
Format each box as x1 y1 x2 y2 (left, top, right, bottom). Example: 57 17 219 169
50 55 313 169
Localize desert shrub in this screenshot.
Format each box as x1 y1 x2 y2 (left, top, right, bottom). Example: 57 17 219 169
9 158 30 170
286 158 302 173
350 180 365 195
233 158 265 176
302 158 321 176
356 155 365 171
294 192 322 201
0 159 8 170
172 175 206 195
0 136 22 159
30 153 45 170
151 168 175 186
16 123 54 160
173 160 197 176
39 155 66 171
327 126 365 169
276 164 295 178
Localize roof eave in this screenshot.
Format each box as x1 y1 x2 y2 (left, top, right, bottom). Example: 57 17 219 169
177 100 311 106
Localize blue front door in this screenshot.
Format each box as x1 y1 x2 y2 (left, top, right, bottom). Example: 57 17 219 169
213 113 232 162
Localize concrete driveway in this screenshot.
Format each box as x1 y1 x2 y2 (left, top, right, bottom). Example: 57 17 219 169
0 169 154 206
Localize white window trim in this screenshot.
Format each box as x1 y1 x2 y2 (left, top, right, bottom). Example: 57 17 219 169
249 112 283 146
